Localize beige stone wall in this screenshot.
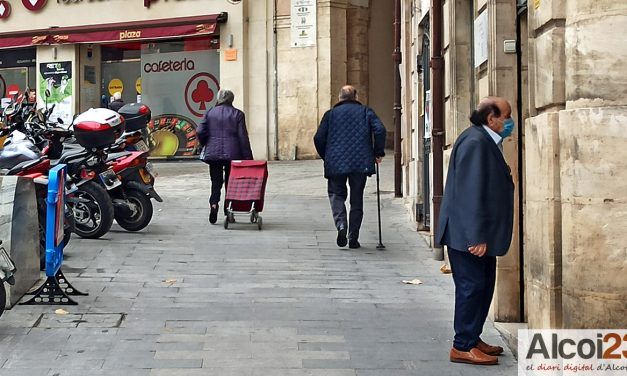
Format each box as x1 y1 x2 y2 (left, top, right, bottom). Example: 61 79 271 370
368 0 395 139
524 0 566 329
525 0 627 329
558 0 627 329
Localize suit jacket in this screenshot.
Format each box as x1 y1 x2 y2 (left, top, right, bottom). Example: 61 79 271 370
435 125 514 257
313 100 386 178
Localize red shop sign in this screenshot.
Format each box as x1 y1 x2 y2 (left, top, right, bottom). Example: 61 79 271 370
0 0 11 19
22 0 47 11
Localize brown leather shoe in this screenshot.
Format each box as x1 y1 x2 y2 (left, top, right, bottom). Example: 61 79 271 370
477 339 504 356
450 347 498 365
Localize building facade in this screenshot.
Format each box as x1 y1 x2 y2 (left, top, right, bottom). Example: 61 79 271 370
0 0 396 160
0 0 276 159
400 0 627 333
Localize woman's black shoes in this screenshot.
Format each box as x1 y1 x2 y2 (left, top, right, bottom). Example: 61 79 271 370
336 227 348 247
209 204 219 224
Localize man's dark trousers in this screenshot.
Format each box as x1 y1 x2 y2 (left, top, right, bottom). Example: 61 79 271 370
447 248 497 351
208 160 231 206
327 173 367 241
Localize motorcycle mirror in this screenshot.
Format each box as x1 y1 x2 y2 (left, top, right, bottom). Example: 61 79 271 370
57 117 64 124
45 89 51 98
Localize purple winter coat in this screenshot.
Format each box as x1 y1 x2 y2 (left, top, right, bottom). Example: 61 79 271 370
197 104 253 162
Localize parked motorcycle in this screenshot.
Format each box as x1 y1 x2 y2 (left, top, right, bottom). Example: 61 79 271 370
0 240 17 318
1 90 161 239
0 91 114 240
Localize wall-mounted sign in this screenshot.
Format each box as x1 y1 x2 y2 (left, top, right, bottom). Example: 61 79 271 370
84 66 96 84
142 50 220 157
108 78 123 96
224 49 237 62
22 0 47 11
39 61 73 125
291 0 316 48
473 11 488 68
0 1 11 19
0 49 35 68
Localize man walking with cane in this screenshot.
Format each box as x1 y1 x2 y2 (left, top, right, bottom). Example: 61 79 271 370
314 85 387 249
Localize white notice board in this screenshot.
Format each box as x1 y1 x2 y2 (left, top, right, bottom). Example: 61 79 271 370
291 0 317 47
474 10 488 67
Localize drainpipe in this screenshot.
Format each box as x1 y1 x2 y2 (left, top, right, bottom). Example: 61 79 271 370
273 0 279 160
393 0 402 198
516 0 528 323
430 0 444 251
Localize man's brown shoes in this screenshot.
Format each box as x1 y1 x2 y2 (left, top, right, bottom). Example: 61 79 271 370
476 339 504 356
450 347 498 365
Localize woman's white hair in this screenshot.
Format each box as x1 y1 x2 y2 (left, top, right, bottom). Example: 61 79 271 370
217 90 235 105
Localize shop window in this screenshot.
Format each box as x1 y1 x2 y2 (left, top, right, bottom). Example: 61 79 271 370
101 37 220 157
0 48 36 106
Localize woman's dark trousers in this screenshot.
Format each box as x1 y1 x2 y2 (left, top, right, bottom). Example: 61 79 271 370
208 160 231 207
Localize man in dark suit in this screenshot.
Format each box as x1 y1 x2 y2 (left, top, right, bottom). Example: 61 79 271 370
314 85 386 249
436 96 515 365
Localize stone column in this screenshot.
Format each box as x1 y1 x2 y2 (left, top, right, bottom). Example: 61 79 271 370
524 0 566 329
488 0 521 323
559 0 627 328
346 1 370 104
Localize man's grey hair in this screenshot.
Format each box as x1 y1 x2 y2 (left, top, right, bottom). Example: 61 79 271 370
217 89 235 106
339 85 357 102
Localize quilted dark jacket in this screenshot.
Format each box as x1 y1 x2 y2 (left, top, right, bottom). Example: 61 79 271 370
313 100 386 178
197 104 253 162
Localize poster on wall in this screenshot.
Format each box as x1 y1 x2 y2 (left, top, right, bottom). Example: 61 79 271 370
39 61 73 125
424 90 431 139
474 11 488 68
141 50 220 157
291 0 316 47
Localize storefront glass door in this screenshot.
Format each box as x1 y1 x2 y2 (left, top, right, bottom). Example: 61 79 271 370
101 37 219 158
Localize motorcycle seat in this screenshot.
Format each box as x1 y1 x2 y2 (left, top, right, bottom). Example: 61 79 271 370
55 148 88 165
5 157 44 175
107 152 132 162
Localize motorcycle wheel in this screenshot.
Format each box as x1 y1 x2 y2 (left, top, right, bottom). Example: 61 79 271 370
71 181 114 239
115 189 153 232
0 282 5 318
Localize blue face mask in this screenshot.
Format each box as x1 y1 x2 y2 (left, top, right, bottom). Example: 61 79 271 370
499 118 515 138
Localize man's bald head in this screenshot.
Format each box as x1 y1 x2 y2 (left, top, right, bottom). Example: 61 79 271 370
470 96 512 133
339 85 358 102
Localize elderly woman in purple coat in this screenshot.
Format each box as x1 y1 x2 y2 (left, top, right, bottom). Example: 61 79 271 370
197 90 253 224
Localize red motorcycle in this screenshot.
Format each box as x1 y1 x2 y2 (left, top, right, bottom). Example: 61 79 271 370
107 151 161 231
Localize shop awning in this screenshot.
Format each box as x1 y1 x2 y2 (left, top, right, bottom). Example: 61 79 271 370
0 13 226 49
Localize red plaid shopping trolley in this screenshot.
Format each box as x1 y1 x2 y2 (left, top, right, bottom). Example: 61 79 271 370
224 160 268 230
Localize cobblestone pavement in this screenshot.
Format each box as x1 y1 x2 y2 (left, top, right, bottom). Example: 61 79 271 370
0 159 517 375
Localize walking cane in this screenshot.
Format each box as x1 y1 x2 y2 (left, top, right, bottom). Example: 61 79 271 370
375 161 386 250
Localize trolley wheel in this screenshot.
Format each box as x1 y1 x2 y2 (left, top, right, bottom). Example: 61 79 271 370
257 216 263 230
250 211 258 223
223 217 229 229
228 213 236 223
